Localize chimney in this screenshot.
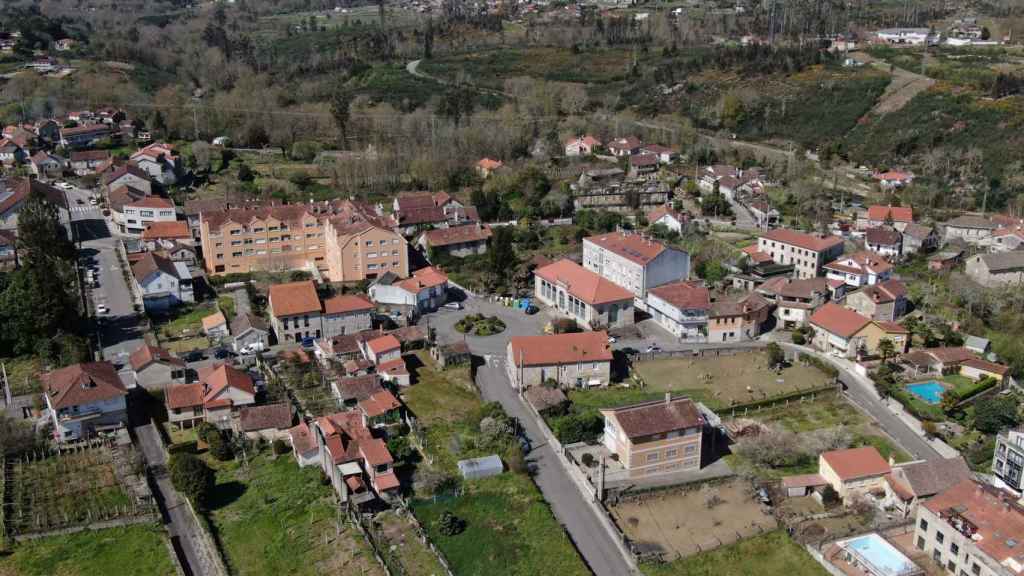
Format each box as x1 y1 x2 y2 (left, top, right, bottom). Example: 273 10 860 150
665 392 671 405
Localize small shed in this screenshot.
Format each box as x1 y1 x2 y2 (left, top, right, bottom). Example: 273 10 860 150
432 341 471 368
457 455 503 481
781 473 827 498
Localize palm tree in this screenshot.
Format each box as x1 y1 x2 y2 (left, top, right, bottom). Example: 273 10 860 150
877 338 896 365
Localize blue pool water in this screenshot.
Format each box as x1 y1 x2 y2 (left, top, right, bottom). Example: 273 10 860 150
906 381 945 405
844 534 918 576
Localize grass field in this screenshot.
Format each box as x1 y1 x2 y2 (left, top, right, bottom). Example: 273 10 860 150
0 355 42 396
419 46 633 89
641 530 828 576
153 302 219 341
205 454 383 576
372 511 447 576
412 474 590 576
0 525 176 576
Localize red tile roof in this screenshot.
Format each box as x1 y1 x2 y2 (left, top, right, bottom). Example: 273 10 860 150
374 470 401 492
761 229 843 252
200 363 255 403
359 437 393 466
127 196 174 209
820 446 890 481
377 357 408 376
129 344 184 371
865 226 902 246
781 474 827 489
509 331 613 367
741 244 773 264
166 383 205 410
367 334 401 356
323 294 374 315
629 153 658 167
602 396 703 440
202 311 227 332
141 221 190 240
867 204 913 223
42 362 127 410
648 280 710 311
809 302 871 338
359 389 401 418
288 421 317 454
856 279 907 303
477 158 503 170
239 403 294 432
823 251 893 276
422 223 492 247
923 480 1024 566
585 232 667 265
269 280 321 317
924 347 976 365
395 266 448 294
535 259 634 306
961 357 1010 376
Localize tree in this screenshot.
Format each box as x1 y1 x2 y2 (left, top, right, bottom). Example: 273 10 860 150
17 185 73 267
766 342 785 369
488 225 517 285
271 439 289 455
877 338 896 364
939 390 960 414
922 420 938 438
436 87 475 127
168 453 215 507
329 85 353 147
975 396 1020 434
192 141 211 174
207 429 234 461
437 511 465 536
237 163 254 182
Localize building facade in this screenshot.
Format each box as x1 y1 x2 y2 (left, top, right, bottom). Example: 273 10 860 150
534 259 635 330
757 229 844 279
601 396 704 478
582 232 690 303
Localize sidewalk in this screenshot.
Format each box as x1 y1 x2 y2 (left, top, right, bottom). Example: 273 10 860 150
880 397 961 459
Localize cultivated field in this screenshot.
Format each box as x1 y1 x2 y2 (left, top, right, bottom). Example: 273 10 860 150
641 530 828 576
633 351 831 409
610 479 777 561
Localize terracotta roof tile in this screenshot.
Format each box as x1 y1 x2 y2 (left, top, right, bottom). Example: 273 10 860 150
141 221 190 240
239 403 293 432
923 479 1024 565
535 259 634 306
288 421 317 454
585 232 669 265
648 280 710 311
269 280 321 317
809 302 871 338
367 334 401 355
165 383 204 410
323 294 374 315
359 389 401 418
602 396 703 440
509 331 613 367
867 205 913 223
42 362 127 410
422 223 492 247
129 344 184 371
820 446 890 481
761 228 844 252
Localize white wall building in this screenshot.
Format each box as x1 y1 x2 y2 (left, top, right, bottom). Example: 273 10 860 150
582 232 689 308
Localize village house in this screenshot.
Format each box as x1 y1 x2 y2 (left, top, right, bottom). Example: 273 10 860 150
863 204 914 231
928 250 963 272
960 357 1010 382
885 457 972 518
0 138 27 165
645 280 710 340
823 251 893 288
202 311 230 340
628 153 659 176
268 280 323 343
392 192 449 235
902 222 939 255
60 123 113 148
141 221 192 249
103 165 153 195
845 279 909 322
600 395 705 478
872 170 915 189
417 223 492 258
314 330 373 363
475 158 503 178
230 312 270 353
288 421 320 467
69 150 110 175
129 344 186 389
116 196 177 236
237 403 294 441
361 334 402 365
698 165 764 200
646 204 687 234
992 428 1024 492
640 144 678 164
28 151 66 179
368 266 448 319
864 226 903 259
943 214 999 245
966 252 1024 287
819 446 891 502
991 226 1024 252
507 331 614 389
901 347 978 377
534 258 635 330
573 178 671 213
564 135 601 156
607 136 643 157
582 231 690 304
764 277 833 329
809 303 907 358
756 228 844 279
0 178 69 234
913 479 1024 576
130 143 180 185
131 252 194 312
42 362 128 442
322 294 374 338
313 411 400 504
332 374 384 409
707 292 773 343
165 364 257 429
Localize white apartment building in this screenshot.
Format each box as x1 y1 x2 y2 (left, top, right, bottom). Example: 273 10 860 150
582 232 690 308
757 229 845 279
119 196 177 236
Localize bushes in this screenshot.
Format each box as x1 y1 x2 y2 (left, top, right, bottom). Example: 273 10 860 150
168 453 215 508
549 411 603 444
207 432 235 462
454 314 506 336
271 439 290 456
798 353 838 379
974 395 1020 434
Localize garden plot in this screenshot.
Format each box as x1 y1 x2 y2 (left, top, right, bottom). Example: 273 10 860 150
610 479 777 561
4 442 152 535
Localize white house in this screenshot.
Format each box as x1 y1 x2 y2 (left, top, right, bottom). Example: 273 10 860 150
646 204 686 234
564 135 602 157
129 344 186 390
42 362 128 442
131 251 194 312
757 228 845 279
130 143 179 185
118 196 177 236
582 231 690 307
322 294 375 338
368 266 448 316
533 258 635 330
823 251 893 288
864 226 903 260
645 280 710 340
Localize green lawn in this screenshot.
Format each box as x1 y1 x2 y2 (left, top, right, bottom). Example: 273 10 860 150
216 296 236 321
756 392 864 433
154 303 218 340
0 525 176 576
205 454 383 576
412 474 590 576
641 530 828 576
0 355 42 396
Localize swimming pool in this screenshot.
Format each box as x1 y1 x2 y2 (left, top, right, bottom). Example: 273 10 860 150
906 381 945 405
841 533 920 576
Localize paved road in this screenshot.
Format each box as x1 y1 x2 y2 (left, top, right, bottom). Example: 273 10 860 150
425 300 637 576
69 197 207 576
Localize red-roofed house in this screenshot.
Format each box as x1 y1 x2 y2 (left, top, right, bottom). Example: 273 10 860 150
417 222 492 258
583 231 691 301
268 280 323 343
476 157 503 178
600 396 704 478
645 280 710 339
507 331 614 389
607 136 643 157
368 266 448 317
129 344 186 389
819 446 891 501
757 229 845 279
564 135 601 156
809 303 872 358
117 195 177 236
845 279 909 321
865 204 914 231
322 294 374 338
42 362 128 442
362 334 402 364
534 258 635 330
872 171 914 190
358 388 402 427
313 411 399 504
165 363 256 429
646 204 687 234
141 221 191 246
288 421 320 467
823 251 894 288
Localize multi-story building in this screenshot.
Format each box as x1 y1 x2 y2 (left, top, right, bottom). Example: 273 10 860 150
913 479 1024 576
268 280 323 343
117 196 177 236
993 428 1024 492
582 231 690 305
507 331 614 389
764 277 832 329
823 251 894 288
757 229 844 279
201 204 334 276
707 292 773 343
534 258 635 330
645 280 710 340
131 252 194 312
600 395 704 478
845 279 909 322
324 214 409 282
42 362 128 442
322 294 374 338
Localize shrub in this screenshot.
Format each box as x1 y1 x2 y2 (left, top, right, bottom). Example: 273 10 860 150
974 395 1020 434
820 485 840 508
438 511 465 536
791 331 806 345
580 453 596 468
207 431 235 461
196 422 220 445
551 412 603 444
271 439 290 455
168 453 215 507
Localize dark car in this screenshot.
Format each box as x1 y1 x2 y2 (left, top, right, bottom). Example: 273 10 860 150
213 348 232 359
184 350 205 362
524 305 539 315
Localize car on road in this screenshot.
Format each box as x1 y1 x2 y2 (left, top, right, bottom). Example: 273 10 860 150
55 181 73 191
213 348 232 359
524 305 539 315
239 342 266 355
75 198 84 205
184 350 205 362
645 343 661 353
90 196 99 205
607 335 617 344
95 304 108 315
443 302 462 310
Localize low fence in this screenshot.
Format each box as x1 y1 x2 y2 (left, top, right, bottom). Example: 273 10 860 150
627 342 766 363
358 507 457 576
722 384 839 419
11 514 160 542
347 506 395 576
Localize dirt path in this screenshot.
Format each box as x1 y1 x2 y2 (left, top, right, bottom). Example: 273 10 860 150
854 51 935 115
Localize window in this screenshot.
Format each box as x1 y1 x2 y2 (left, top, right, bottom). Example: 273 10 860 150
947 560 956 572
379 239 386 245
232 252 242 258
933 550 942 563
269 226 279 231
392 250 399 256
684 444 697 454
230 229 242 235
368 263 378 270
665 449 678 459
140 210 154 217
365 240 373 246
950 542 959 556
920 519 929 531
368 252 378 258
231 240 242 246
973 563 981 575
646 452 659 463
216 253 224 260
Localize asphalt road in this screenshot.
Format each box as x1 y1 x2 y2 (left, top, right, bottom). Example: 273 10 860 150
426 301 637 576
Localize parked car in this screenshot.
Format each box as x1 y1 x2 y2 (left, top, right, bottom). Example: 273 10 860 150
645 343 661 353
607 335 617 344
75 198 84 205
184 350 205 362
301 337 315 349
55 181 73 191
524 305 539 315
240 342 266 354
443 302 462 310
213 348 232 359
95 304 108 315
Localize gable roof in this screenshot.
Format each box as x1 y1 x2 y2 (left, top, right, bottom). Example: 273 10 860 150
509 331 613 367
809 302 871 338
824 251 893 276
607 136 642 151
129 344 184 371
865 226 902 246
141 221 189 240
761 229 843 252
820 446 890 481
961 357 1010 376
288 421 317 454
359 389 401 418
854 279 907 304
269 280 321 317
0 177 66 216
923 479 1024 566
601 396 703 440
741 244 774 264
394 266 448 294
710 292 772 317
421 223 492 247
230 312 267 335
585 232 668 265
199 363 255 403
647 204 685 226
131 251 182 281
165 383 205 410
323 294 374 315
923 346 976 365
901 222 935 241
126 196 174 209
892 457 971 499
366 334 401 356
977 252 1024 273
648 280 711 311
202 311 227 332
867 205 913 223
945 214 998 230
43 362 127 410
776 277 830 300
535 259 634 306
336 374 383 401
239 403 293 432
